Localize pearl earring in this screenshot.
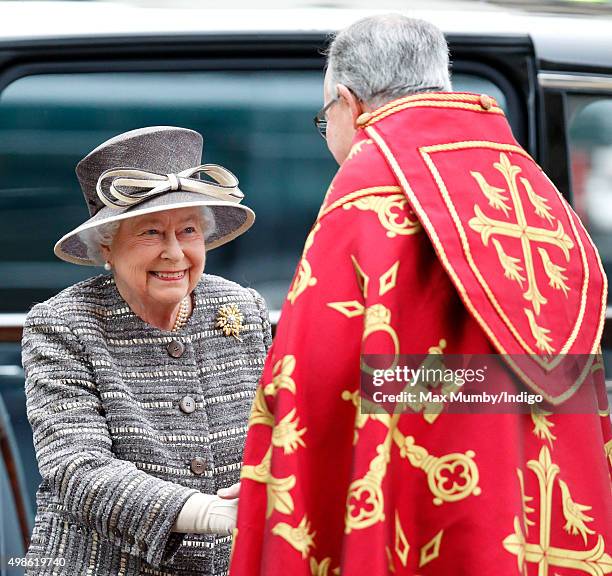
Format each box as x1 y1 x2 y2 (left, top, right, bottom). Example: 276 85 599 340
104 262 112 271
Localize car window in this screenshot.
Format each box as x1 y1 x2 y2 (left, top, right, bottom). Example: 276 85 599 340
0 70 509 312
568 95 612 302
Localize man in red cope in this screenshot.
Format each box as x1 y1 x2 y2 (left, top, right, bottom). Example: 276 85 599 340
230 15 612 575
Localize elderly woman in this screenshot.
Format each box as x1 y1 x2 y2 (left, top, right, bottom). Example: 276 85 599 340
21 126 271 575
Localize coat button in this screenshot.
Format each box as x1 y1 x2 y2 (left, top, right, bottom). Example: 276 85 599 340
167 340 185 358
190 457 206 475
179 396 196 414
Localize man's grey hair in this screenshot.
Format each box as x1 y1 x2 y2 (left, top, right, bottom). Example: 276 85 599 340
80 206 217 266
326 14 452 109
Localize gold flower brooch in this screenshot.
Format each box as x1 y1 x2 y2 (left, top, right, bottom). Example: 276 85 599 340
215 304 244 341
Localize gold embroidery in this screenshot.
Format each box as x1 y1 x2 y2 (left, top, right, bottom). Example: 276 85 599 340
525 308 555 355
264 355 297 397
342 194 422 238
366 128 602 402
385 546 396 573
395 510 410 567
362 304 400 366
328 258 401 369
364 302 391 327
287 223 320 304
248 386 274 428
503 447 612 576
397 434 480 506
241 446 272 484
470 170 511 216
539 248 570 297
319 186 402 219
347 139 373 161
400 339 465 424
310 556 335 576
416 141 589 371
419 530 444 567
365 100 504 127
341 389 391 444
215 304 244 341
559 479 595 545
272 408 307 454
351 255 369 298
367 92 504 125
605 439 612 467
468 153 574 341
428 338 447 355
345 419 396 533
379 261 400 296
241 447 297 519
531 407 556 446
272 515 316 559
327 300 365 318
341 331 478 509
523 176 554 224
518 469 535 536
342 389 368 445
493 238 525 285
246 354 307 532
267 474 296 518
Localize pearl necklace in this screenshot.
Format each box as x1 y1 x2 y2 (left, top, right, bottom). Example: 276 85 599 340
171 297 191 332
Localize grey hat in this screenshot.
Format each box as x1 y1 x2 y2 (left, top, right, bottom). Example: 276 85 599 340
54 126 255 265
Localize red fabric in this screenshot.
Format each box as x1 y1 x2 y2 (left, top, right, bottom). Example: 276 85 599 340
230 93 612 576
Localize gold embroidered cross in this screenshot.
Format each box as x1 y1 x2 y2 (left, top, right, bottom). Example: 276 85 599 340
469 153 574 354
503 446 611 576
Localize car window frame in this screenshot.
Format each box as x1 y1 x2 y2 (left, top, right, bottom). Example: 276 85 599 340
0 31 532 332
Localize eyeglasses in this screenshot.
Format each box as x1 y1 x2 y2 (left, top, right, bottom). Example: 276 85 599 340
314 86 444 140
313 86 443 140
313 96 339 140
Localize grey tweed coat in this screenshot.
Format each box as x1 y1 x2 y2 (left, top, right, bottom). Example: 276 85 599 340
21 273 271 576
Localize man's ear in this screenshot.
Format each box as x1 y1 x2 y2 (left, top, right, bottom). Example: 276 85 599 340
337 84 365 128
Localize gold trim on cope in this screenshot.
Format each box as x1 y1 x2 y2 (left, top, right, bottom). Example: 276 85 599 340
356 112 373 127
479 94 493 110
362 93 504 127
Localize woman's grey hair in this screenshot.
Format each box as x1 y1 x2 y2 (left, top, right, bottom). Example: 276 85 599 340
326 14 452 109
80 206 217 266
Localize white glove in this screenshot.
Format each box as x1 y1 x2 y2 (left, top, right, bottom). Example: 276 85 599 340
172 492 238 535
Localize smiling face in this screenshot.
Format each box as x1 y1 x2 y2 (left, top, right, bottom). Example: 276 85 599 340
101 207 206 315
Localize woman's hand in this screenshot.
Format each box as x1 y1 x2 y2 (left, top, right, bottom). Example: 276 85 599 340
173 492 238 535
217 482 240 499
200 496 238 535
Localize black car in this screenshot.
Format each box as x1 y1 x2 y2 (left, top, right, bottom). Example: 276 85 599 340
1 2 611 571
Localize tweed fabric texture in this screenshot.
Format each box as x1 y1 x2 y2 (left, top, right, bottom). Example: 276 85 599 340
21 273 271 576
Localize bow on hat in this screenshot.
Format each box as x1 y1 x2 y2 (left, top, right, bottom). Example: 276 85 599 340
96 164 243 209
